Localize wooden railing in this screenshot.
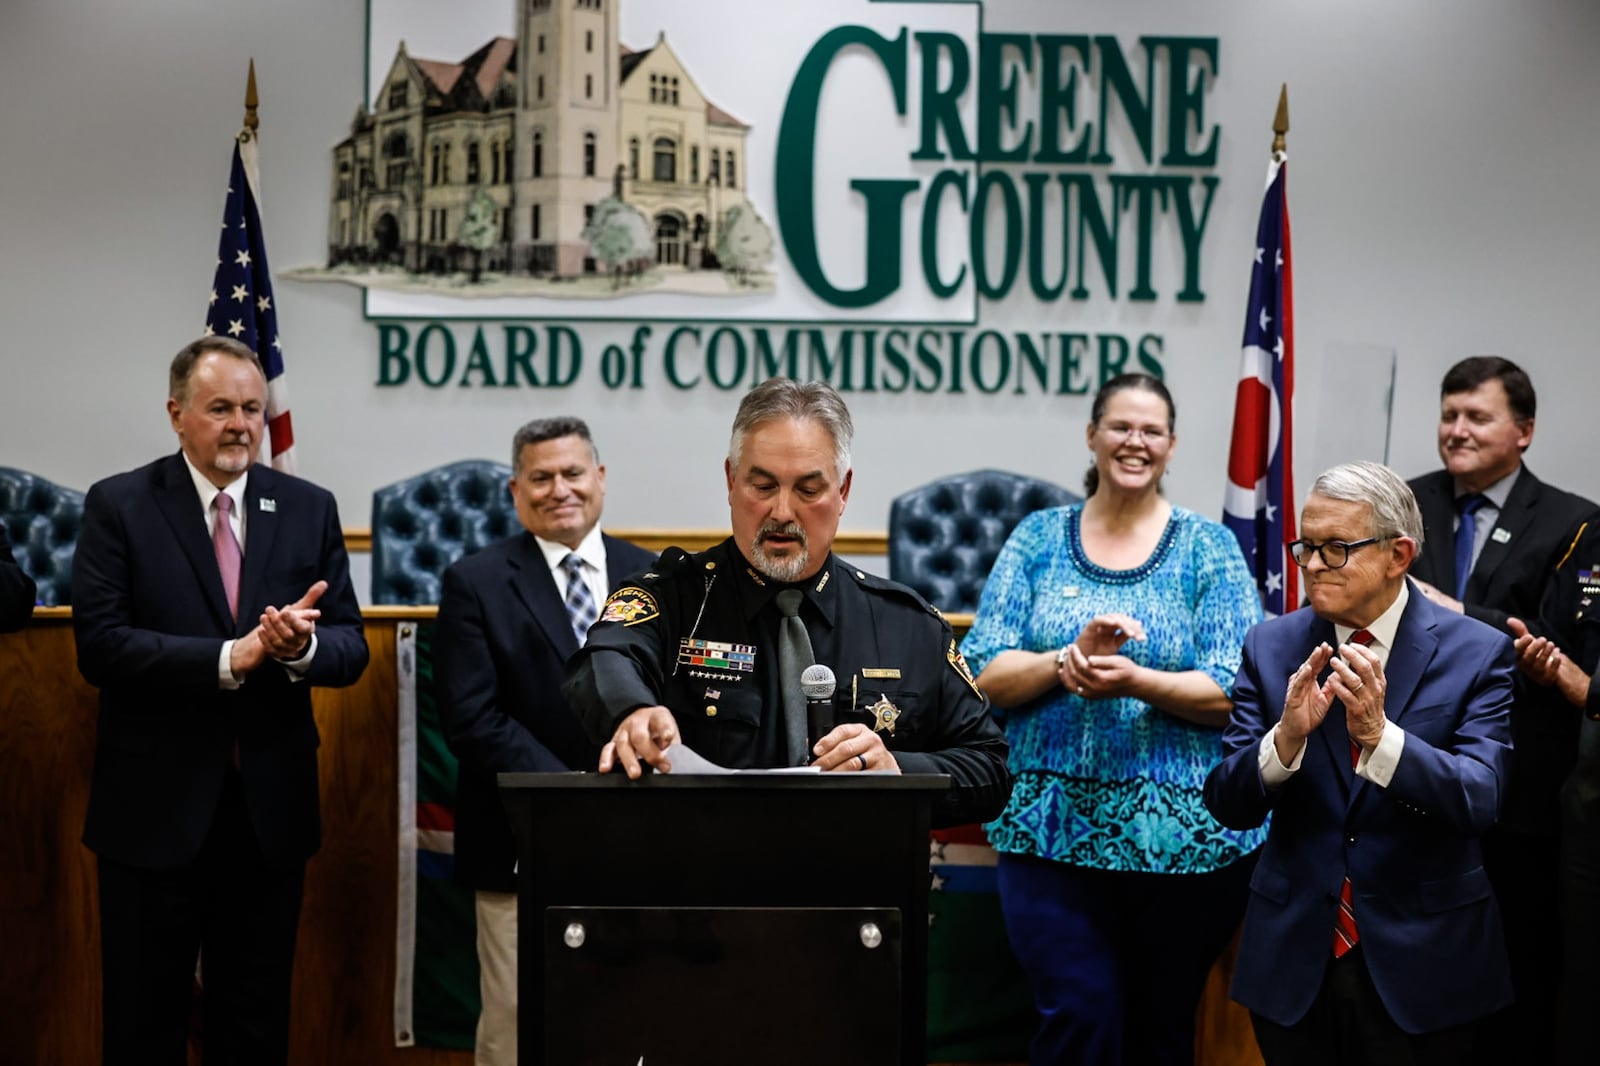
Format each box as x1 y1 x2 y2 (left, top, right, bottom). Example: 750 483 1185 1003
0 613 465 1066
0 612 1258 1066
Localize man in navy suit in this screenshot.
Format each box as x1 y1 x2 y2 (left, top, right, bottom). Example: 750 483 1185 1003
72 336 368 1065
0 519 36 629
434 416 652 1066
1406 356 1594 1065
1205 460 1514 1065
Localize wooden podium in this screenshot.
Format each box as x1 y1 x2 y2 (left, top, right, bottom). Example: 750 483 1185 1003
500 771 951 1066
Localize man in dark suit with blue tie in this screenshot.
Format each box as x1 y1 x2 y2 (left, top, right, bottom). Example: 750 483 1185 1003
1405 356 1594 1064
72 336 368 1065
1205 460 1514 1065
433 416 652 1066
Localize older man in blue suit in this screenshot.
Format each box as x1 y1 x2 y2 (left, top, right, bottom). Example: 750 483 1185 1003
1205 460 1513 1065
73 336 368 1065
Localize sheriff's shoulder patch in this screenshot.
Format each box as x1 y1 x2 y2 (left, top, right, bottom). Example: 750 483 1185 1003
947 639 981 697
600 586 660 626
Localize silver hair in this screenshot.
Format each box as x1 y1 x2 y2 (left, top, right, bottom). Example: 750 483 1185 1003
1309 460 1426 549
728 377 853 480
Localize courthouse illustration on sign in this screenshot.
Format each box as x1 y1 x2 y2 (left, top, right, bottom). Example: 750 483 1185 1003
312 0 773 298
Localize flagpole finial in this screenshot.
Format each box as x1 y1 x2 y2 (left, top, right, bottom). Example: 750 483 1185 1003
243 59 260 136
1272 83 1290 155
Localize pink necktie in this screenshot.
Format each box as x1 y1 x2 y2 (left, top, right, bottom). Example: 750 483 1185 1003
213 493 241 622
1334 628 1375 958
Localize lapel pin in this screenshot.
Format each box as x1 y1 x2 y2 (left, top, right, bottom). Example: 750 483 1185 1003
259 497 277 513
1490 528 1511 544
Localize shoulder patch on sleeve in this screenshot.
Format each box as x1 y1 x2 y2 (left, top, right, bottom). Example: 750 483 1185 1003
600 586 660 626
947 638 983 697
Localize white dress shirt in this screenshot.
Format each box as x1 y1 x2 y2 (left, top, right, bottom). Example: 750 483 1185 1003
180 454 315 689
534 524 611 615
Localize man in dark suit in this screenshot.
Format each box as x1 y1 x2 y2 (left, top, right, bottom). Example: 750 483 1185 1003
72 336 368 1065
0 519 36 630
1205 460 1514 1065
1506 516 1600 1065
1405 356 1593 1064
434 416 652 1066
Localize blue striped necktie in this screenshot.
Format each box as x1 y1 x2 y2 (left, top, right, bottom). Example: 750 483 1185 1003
562 553 597 644
1454 494 1489 600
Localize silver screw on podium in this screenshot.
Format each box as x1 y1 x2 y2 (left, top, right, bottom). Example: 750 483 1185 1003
859 922 882 949
563 922 586 949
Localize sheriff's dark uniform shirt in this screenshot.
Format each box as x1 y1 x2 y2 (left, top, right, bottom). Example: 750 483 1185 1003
562 537 1012 826
1533 517 1600 1066
1530 517 1600 720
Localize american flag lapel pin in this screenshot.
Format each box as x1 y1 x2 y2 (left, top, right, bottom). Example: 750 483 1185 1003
259 497 276 513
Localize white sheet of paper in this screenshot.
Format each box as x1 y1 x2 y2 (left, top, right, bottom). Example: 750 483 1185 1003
659 742 820 774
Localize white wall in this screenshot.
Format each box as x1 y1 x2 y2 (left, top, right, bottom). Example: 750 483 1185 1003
3 0 1599 540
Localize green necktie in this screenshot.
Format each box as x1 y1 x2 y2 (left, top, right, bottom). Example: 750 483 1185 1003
775 589 814 767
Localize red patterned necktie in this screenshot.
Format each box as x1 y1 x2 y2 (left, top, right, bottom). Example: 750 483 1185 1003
1334 627 1375 957
212 493 242 622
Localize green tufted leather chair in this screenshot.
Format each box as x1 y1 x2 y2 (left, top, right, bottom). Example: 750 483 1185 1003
370 460 518 605
0 466 84 607
888 468 1079 615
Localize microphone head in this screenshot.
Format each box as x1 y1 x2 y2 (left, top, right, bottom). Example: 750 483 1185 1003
800 663 836 699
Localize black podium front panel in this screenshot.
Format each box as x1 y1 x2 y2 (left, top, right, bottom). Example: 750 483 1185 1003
546 906 902 1065
502 773 948 1066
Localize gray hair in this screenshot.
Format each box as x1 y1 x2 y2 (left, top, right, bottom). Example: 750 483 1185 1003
511 416 599 471
728 377 853 481
169 336 264 405
1309 460 1425 549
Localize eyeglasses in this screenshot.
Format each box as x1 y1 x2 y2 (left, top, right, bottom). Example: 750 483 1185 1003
1098 423 1171 445
1288 536 1392 570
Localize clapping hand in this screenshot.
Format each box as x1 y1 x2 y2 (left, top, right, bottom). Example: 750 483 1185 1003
1074 613 1146 656
259 581 327 660
1508 617 1564 686
1329 640 1387 752
228 580 328 678
1058 613 1147 699
1275 643 1335 764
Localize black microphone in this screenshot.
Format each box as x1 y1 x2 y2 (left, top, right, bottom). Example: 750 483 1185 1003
801 663 837 760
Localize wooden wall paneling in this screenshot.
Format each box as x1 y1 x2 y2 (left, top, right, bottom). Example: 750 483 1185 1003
0 621 101 1065
2 613 1259 1065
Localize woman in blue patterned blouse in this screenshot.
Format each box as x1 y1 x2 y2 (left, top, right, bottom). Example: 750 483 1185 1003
961 372 1266 1066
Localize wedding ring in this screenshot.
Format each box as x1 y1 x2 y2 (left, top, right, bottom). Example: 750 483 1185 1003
856 754 867 771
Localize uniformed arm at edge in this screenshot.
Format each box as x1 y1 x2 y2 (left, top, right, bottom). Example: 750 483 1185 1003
564 546 695 747
563 650 659 746
896 743 1012 828
880 580 1014 826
